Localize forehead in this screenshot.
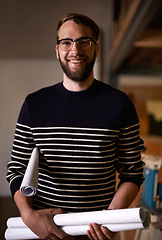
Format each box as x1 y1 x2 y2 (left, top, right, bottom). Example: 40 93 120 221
58 20 93 39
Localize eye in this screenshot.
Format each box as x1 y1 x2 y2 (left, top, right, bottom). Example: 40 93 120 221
61 40 71 46
78 39 90 46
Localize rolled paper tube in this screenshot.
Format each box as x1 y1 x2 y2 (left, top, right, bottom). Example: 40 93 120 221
54 207 147 226
5 219 150 240
5 227 39 240
7 208 149 229
5 209 151 239
20 147 39 196
7 217 26 228
62 221 150 235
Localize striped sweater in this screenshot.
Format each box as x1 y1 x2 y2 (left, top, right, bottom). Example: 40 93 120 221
6 80 144 212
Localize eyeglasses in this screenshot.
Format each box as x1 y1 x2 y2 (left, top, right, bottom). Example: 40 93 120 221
57 37 96 51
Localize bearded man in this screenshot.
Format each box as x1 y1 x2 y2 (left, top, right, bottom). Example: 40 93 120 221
6 13 144 240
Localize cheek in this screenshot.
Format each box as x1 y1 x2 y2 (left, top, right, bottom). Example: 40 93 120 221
88 51 96 60
86 46 97 59
56 49 64 60
56 46 66 60
95 44 99 57
55 45 59 59
58 51 69 64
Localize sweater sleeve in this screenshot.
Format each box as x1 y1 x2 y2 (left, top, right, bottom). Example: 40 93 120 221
116 95 145 188
6 97 36 197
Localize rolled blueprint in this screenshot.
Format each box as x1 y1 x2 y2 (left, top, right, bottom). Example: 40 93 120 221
5 208 151 240
20 147 39 196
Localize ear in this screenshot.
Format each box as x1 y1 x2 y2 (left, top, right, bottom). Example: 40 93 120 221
55 45 59 59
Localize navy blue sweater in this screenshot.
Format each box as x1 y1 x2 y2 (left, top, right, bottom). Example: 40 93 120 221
7 80 144 212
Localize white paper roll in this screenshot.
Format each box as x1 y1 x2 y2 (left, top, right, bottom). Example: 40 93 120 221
7 217 26 228
7 208 148 229
5 208 151 240
54 207 147 226
62 222 147 235
5 221 149 240
5 227 39 240
20 147 39 196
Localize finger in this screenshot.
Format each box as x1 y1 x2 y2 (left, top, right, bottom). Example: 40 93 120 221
52 226 74 240
50 235 61 240
89 223 100 240
87 229 94 240
47 236 58 240
48 215 73 240
52 208 65 215
101 226 116 239
42 232 60 240
93 223 109 240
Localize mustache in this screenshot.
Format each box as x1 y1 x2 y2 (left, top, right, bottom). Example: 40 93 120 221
66 54 87 59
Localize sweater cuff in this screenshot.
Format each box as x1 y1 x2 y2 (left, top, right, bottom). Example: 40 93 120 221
10 177 23 198
118 177 144 189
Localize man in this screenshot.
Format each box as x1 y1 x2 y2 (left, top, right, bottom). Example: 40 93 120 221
6 13 144 240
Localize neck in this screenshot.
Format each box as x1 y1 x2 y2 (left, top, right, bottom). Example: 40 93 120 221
63 74 94 92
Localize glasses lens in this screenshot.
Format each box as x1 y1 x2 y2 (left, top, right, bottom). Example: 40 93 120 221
78 38 91 49
58 38 93 51
60 40 72 51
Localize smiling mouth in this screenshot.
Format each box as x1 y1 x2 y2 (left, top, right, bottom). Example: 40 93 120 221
69 59 84 63
67 55 86 64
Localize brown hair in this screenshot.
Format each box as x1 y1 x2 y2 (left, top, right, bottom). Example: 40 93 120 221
57 13 100 41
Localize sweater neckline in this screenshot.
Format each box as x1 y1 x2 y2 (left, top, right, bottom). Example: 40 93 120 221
56 79 98 99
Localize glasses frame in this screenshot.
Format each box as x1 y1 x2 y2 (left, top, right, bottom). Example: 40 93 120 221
56 37 96 51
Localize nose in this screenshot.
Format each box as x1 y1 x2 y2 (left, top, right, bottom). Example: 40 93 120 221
70 41 80 52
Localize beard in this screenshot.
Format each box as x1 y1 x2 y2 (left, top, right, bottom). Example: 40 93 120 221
58 51 96 82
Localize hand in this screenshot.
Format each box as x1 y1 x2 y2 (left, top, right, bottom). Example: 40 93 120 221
87 223 117 240
21 207 74 240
